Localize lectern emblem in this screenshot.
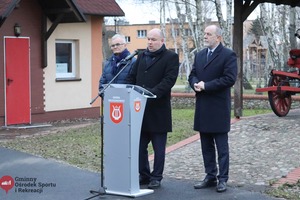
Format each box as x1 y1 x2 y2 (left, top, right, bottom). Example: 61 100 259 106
110 102 123 124
134 100 141 112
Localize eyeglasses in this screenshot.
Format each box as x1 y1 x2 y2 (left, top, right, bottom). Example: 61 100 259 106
110 43 124 48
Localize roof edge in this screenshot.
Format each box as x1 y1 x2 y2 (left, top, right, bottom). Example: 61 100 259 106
0 0 20 27
68 0 86 22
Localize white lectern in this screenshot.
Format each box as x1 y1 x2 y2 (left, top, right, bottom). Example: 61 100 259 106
103 84 156 197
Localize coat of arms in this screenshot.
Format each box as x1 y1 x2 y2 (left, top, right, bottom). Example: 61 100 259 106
110 102 123 124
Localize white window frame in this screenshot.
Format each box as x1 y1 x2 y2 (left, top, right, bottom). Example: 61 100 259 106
55 40 76 79
125 36 131 43
137 30 147 38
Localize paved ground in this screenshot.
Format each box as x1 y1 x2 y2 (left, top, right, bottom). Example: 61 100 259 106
163 109 300 187
1 109 300 199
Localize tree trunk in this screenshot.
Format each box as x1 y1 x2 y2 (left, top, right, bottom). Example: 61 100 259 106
175 0 191 80
289 7 296 49
259 3 280 70
214 0 230 47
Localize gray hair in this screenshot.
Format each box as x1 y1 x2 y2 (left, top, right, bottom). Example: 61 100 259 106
215 26 223 37
111 34 126 43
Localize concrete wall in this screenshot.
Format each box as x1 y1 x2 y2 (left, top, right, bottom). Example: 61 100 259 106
171 93 300 110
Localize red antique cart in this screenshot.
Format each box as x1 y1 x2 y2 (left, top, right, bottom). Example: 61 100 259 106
256 30 300 117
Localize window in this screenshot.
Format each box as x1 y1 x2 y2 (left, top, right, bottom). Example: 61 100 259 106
125 36 131 43
185 29 191 36
174 29 179 37
137 30 147 38
55 40 78 79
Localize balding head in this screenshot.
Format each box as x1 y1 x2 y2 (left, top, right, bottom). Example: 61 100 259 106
148 28 164 38
147 28 164 52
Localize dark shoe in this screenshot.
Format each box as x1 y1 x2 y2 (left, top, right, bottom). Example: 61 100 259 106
194 178 217 189
216 182 227 193
148 180 161 189
139 178 150 185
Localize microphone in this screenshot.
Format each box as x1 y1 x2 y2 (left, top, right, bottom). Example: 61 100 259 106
123 50 139 62
117 50 139 67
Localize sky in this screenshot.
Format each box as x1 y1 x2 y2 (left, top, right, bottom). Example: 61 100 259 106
107 0 162 24
107 0 259 25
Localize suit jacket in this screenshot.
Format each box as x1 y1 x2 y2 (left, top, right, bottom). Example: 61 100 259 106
127 47 179 132
188 43 237 133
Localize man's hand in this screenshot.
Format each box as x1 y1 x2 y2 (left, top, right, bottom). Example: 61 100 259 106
194 81 205 92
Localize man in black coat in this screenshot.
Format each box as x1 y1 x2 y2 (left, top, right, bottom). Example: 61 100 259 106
126 28 179 189
188 25 237 193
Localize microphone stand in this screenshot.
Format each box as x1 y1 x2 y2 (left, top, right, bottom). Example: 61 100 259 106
85 58 134 200
90 59 131 105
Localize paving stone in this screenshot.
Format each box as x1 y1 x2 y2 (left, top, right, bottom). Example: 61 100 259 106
157 109 300 187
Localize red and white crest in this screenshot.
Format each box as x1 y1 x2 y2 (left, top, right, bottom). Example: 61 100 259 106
134 100 141 112
110 102 123 124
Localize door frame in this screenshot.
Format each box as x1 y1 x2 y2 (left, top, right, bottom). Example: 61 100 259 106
4 36 31 126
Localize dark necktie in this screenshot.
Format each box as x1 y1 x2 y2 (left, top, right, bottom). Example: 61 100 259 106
207 50 213 62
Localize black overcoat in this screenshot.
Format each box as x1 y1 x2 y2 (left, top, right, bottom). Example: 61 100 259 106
188 43 237 133
127 48 179 132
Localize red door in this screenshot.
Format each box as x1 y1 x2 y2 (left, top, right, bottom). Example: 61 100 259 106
4 37 31 126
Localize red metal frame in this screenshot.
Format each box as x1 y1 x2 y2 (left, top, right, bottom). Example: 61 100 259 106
254 41 300 117
255 69 300 93
271 70 300 79
256 86 300 93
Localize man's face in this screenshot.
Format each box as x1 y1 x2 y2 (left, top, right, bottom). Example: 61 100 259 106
204 26 220 49
110 37 126 54
147 30 164 52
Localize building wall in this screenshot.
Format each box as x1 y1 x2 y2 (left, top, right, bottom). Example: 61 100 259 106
106 21 253 62
106 23 193 61
0 1 106 125
90 16 103 108
0 0 44 124
113 24 160 52
44 17 93 111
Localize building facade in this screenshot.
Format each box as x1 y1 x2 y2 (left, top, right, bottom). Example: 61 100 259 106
0 0 124 126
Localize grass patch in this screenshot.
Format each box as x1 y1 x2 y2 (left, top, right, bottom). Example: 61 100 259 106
266 180 300 200
237 109 272 117
169 109 196 145
0 108 271 172
1 124 103 172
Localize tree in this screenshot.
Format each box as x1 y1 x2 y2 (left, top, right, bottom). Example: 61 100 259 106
174 0 191 80
248 18 263 41
289 7 297 49
214 0 232 47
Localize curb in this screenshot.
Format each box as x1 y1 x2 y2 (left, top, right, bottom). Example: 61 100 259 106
272 167 300 188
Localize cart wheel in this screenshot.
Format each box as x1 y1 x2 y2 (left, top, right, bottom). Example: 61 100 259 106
267 75 292 117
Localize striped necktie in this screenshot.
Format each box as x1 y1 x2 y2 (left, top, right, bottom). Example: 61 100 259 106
207 50 213 62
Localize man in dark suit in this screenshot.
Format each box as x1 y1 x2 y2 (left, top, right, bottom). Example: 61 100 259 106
126 28 179 189
188 25 237 193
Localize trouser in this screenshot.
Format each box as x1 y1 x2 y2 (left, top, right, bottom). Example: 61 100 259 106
200 132 229 182
139 131 167 181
